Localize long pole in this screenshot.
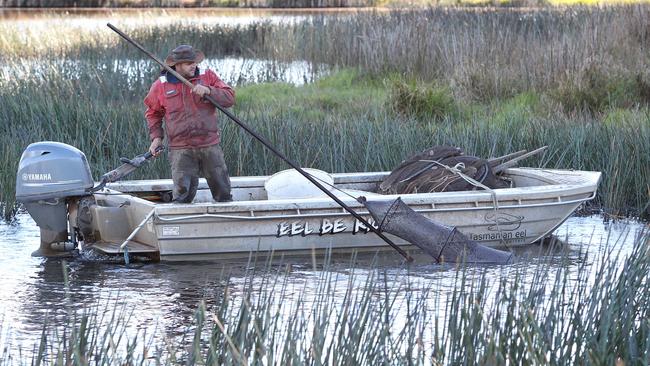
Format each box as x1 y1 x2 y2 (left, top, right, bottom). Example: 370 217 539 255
107 23 413 262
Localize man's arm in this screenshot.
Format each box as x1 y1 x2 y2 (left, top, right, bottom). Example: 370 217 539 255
144 82 165 156
204 69 235 108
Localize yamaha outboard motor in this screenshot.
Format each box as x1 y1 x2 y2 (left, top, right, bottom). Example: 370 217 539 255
15 142 94 257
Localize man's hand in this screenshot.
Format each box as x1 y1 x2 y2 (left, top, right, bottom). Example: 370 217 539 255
192 84 211 98
149 137 163 156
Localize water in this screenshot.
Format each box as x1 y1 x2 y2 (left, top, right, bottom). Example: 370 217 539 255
0 213 645 357
0 8 344 86
1 57 328 86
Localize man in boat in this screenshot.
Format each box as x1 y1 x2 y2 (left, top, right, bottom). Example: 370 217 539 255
144 45 235 203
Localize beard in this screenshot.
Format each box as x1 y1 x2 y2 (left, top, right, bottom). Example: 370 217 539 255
181 69 195 78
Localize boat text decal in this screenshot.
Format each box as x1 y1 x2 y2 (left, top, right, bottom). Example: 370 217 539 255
162 226 181 236
276 218 378 237
468 212 527 243
484 212 524 231
22 173 52 181
469 230 527 242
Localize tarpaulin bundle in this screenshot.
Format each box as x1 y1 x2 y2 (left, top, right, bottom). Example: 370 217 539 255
359 197 513 265
379 146 508 195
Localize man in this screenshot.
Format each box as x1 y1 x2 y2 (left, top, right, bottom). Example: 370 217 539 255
144 45 235 203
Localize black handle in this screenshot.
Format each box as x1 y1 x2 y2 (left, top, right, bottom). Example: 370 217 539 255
143 145 165 160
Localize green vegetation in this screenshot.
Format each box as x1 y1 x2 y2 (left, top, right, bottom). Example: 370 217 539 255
1 7 649 221
389 78 459 120
551 63 650 114
235 69 388 119
2 68 648 220
3 231 649 363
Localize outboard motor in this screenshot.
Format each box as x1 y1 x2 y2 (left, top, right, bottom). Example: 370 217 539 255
16 142 94 257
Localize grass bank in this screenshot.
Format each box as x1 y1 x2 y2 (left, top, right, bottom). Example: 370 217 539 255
1 69 648 221
3 229 649 363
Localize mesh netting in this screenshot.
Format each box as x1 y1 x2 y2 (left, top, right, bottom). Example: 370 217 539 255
361 197 513 265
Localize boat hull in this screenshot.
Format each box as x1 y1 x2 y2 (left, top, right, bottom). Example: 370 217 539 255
84 168 600 261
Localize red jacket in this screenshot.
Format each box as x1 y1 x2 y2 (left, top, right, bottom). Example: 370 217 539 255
144 68 235 149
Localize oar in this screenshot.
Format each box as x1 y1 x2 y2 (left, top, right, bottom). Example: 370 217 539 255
107 23 414 263
493 146 548 173
488 149 527 167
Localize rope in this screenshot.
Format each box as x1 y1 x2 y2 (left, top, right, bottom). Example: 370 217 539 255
437 226 458 264
418 159 510 248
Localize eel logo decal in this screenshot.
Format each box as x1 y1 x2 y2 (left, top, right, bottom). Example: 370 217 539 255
484 212 524 231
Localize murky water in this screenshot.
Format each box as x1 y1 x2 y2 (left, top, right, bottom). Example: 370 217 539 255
0 213 645 357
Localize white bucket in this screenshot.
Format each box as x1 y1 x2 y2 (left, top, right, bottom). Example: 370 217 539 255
264 168 334 200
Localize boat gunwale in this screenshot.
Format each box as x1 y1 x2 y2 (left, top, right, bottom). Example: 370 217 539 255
152 190 596 223
153 184 600 217
104 168 601 193
95 168 601 217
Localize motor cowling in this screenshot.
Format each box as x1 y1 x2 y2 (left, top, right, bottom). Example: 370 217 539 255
16 141 94 202
16 142 94 257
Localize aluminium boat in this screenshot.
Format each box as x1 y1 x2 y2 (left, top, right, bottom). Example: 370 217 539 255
16 142 601 262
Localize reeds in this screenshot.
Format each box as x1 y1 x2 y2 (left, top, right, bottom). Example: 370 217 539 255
0 0 374 7
1 7 649 221
3 229 648 364
3 6 650 94
282 6 650 103
2 66 648 220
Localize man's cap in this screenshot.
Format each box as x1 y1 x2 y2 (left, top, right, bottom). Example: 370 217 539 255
165 45 205 66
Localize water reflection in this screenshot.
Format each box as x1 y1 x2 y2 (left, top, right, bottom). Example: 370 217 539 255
0 57 327 86
0 214 644 357
0 8 334 90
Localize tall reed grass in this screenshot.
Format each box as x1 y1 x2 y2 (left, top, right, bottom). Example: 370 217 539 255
0 0 374 7
3 6 648 104
2 229 648 364
1 66 649 220
1 7 649 220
